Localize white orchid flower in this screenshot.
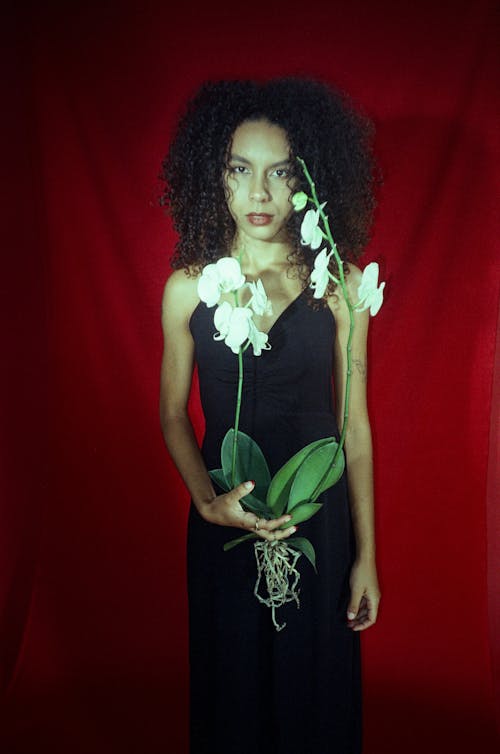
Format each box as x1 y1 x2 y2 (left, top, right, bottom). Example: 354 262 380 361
247 320 271 356
291 191 308 211
247 279 273 317
213 301 252 354
300 203 326 250
215 257 246 293
310 248 334 299
197 264 221 307
198 257 246 307
356 262 385 316
213 301 233 337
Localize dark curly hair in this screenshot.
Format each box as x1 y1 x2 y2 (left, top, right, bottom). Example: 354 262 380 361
160 77 378 299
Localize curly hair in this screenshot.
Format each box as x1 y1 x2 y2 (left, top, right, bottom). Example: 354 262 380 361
160 77 378 299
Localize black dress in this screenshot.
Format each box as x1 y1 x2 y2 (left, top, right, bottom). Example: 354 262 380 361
188 291 362 754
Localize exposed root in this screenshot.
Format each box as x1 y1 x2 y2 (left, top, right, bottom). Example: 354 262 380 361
253 541 301 631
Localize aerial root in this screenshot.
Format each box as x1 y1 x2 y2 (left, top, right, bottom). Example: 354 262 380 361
253 540 301 631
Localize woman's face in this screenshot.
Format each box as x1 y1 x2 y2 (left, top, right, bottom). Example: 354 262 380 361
224 119 295 247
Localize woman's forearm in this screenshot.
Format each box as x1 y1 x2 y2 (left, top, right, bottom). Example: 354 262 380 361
344 423 376 562
161 413 216 513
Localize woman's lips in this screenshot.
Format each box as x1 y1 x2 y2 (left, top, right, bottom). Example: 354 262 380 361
246 213 274 226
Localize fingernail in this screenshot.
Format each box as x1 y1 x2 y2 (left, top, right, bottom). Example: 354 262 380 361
244 481 254 490
290 526 297 534
347 611 356 620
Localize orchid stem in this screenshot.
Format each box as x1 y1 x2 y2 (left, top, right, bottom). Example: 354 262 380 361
297 156 355 494
231 291 244 487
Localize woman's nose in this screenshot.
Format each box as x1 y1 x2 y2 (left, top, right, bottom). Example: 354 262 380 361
249 175 270 202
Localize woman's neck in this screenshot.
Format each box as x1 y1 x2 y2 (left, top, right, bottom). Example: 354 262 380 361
231 238 293 277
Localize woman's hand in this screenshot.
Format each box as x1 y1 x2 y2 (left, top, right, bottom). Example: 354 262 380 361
346 557 381 631
200 481 297 542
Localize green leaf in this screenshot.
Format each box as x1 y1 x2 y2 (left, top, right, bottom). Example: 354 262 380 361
240 492 273 519
266 437 334 516
287 537 317 572
221 430 235 483
221 429 271 498
310 446 345 502
223 532 258 552
287 502 322 525
208 468 230 492
288 440 342 510
210 466 272 517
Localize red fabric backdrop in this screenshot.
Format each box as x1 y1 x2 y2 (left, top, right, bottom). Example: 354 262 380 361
2 1 499 752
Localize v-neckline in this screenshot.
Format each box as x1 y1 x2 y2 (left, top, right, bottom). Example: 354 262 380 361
261 290 305 336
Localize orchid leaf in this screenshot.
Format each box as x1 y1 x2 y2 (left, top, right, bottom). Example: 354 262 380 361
210 466 272 518
288 440 341 510
209 468 230 492
221 429 236 482
310 445 345 502
240 492 273 519
221 429 271 498
223 533 258 552
287 502 322 525
287 537 317 573
266 437 334 516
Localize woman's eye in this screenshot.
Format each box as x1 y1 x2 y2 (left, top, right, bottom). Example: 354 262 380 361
230 165 249 174
272 168 288 178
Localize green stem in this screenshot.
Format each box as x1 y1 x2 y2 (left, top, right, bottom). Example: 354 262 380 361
297 156 356 495
231 291 244 487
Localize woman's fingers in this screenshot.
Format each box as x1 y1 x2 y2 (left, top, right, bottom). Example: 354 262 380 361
231 480 255 501
259 525 297 541
348 595 379 631
241 511 297 540
257 514 291 531
251 515 297 540
229 482 297 539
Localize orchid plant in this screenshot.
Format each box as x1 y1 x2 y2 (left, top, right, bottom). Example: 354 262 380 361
197 159 385 630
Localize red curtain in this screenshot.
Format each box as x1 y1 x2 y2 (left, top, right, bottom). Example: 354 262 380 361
2 2 498 752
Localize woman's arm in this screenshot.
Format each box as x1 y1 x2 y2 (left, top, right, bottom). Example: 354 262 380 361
160 269 214 509
160 269 296 541
330 264 381 631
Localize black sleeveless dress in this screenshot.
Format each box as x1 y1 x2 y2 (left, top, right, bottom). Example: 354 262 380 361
188 291 362 754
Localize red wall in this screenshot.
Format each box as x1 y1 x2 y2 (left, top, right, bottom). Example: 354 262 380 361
2 1 498 752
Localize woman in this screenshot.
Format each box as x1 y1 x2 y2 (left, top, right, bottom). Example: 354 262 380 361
159 77 381 753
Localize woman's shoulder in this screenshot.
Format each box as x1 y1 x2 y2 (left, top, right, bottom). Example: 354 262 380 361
326 262 368 327
161 267 201 325
344 262 363 290
326 262 362 305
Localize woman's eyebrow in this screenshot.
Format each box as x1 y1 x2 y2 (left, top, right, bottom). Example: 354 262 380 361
229 154 251 164
229 154 291 168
